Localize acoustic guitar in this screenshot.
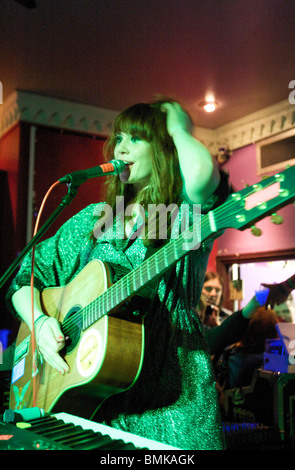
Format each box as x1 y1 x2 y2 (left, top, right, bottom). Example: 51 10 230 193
9 166 295 416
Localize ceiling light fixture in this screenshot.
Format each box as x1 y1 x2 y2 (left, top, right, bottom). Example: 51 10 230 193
198 100 218 113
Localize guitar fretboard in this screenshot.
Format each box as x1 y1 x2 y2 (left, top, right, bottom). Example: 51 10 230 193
62 165 295 336
82 224 203 330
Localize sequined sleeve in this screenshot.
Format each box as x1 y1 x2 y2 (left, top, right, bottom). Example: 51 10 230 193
6 203 101 314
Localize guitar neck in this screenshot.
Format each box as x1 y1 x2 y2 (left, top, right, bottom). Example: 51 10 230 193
82 165 295 330
82 219 213 329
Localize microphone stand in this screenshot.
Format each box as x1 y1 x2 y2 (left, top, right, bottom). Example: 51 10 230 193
0 182 80 289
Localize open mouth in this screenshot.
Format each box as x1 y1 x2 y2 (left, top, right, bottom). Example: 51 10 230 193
119 161 134 183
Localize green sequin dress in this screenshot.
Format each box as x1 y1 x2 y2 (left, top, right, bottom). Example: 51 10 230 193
7 192 227 450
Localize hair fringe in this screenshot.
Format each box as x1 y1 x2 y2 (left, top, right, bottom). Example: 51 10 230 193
97 101 183 245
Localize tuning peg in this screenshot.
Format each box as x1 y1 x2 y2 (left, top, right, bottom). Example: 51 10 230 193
250 225 262 236
271 213 284 225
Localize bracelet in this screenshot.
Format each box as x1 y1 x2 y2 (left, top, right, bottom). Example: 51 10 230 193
34 315 48 332
34 314 46 325
34 315 49 344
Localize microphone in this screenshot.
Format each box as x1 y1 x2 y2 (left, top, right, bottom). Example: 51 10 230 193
59 159 128 185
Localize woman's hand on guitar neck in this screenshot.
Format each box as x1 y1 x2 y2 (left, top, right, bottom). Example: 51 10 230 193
35 316 70 375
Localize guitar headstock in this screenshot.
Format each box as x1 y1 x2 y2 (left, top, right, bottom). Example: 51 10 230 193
214 166 295 232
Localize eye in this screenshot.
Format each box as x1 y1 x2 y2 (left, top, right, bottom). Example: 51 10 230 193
115 134 122 144
131 135 141 143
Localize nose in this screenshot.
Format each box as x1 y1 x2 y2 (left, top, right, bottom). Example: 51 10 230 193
116 137 129 155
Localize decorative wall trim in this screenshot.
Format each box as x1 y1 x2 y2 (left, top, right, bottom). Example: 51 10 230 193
214 99 295 152
1 90 295 152
0 90 119 138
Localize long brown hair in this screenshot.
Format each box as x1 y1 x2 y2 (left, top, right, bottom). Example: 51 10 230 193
101 99 184 245
239 307 279 353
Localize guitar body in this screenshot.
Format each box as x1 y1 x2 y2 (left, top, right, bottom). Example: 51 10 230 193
8 166 295 417
9 260 144 417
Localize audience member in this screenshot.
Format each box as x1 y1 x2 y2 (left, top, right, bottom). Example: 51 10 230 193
199 271 232 327
201 294 261 361
216 307 279 390
263 273 295 309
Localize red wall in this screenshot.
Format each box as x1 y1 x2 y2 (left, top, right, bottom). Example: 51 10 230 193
0 125 20 226
0 124 107 333
33 127 107 239
0 125 21 330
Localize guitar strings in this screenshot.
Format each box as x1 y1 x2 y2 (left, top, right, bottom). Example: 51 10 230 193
61 228 193 338
61 176 284 340
60 186 261 337
61 211 226 338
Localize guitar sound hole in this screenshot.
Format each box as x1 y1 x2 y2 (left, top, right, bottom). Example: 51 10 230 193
62 306 83 354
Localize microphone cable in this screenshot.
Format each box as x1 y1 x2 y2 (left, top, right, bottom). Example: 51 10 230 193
30 180 61 407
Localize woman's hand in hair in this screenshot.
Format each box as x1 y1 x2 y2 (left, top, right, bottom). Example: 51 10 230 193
160 102 192 138
161 102 220 204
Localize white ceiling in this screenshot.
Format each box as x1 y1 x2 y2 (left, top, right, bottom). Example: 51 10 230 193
1 0 295 129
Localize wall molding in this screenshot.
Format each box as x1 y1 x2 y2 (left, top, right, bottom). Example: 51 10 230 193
194 100 295 153
0 90 118 138
214 99 295 151
1 90 295 152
